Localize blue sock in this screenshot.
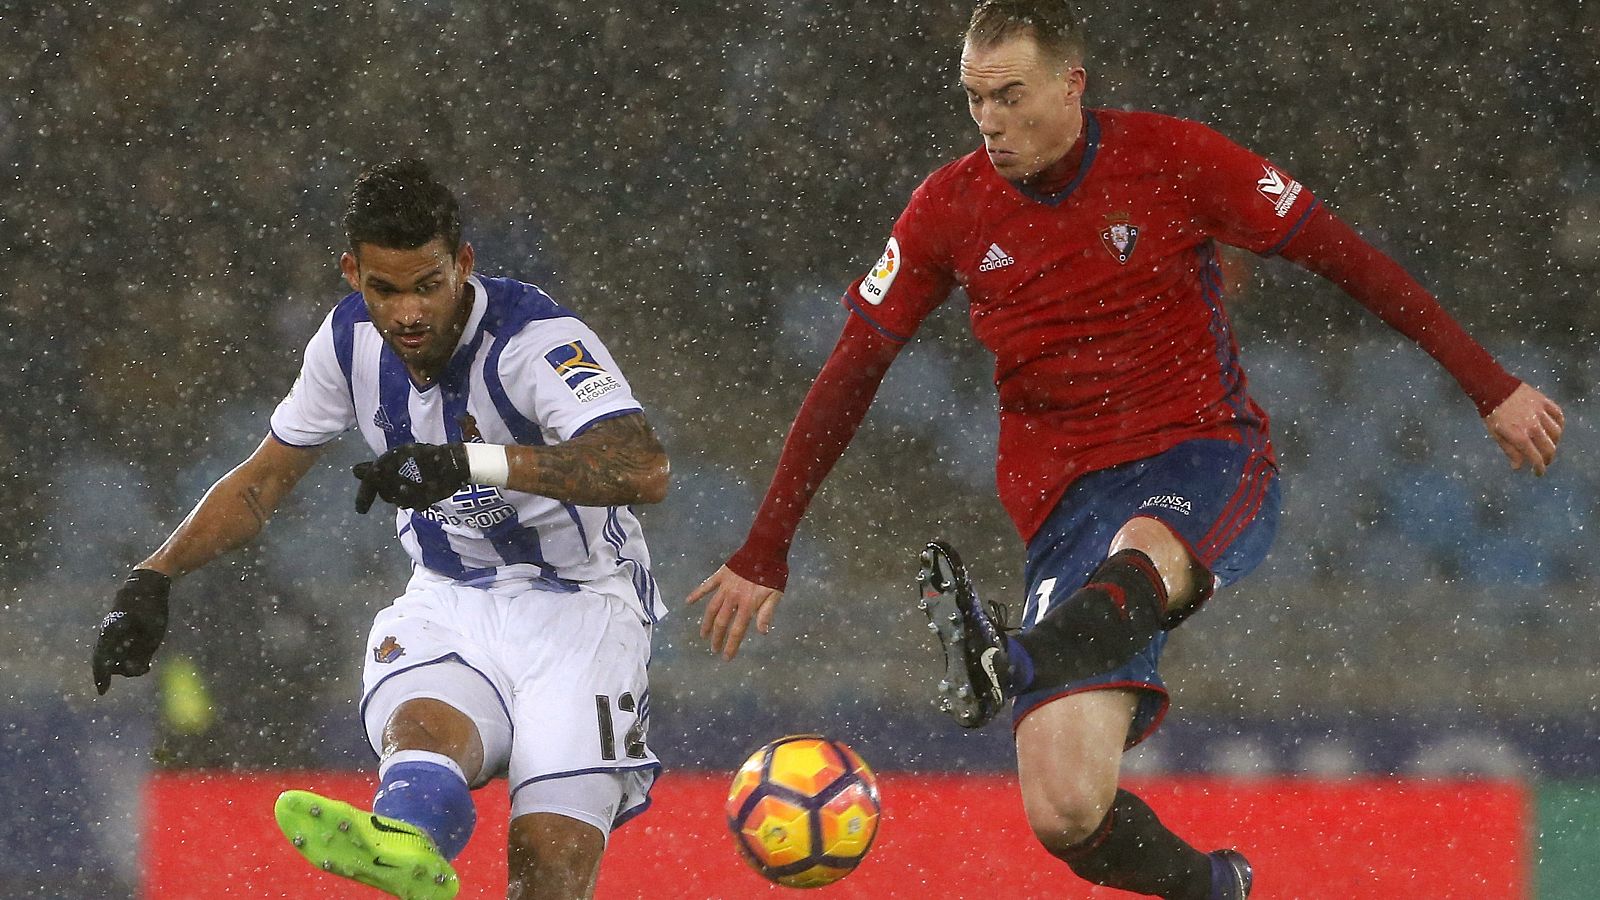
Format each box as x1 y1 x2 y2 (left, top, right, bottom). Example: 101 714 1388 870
1005 635 1035 694
373 752 477 860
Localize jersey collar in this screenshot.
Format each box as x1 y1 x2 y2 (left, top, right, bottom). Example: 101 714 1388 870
457 275 489 349
1011 109 1101 207
439 275 490 378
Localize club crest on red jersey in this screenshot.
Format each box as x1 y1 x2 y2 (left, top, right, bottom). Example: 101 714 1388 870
1100 214 1140 265
373 636 405 664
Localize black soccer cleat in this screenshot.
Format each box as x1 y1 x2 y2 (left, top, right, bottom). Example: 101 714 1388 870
1209 848 1253 899
916 540 1010 729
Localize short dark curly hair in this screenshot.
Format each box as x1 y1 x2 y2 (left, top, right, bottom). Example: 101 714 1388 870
965 0 1086 68
343 158 462 254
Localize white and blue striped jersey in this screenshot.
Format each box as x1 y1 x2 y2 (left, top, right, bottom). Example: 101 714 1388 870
270 274 665 622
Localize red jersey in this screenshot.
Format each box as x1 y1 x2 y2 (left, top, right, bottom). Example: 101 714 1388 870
843 108 1321 541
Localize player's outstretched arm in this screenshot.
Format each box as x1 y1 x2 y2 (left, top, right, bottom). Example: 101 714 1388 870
685 315 904 661
688 566 784 661
93 434 321 694
1485 382 1564 476
1278 209 1561 464
139 435 322 577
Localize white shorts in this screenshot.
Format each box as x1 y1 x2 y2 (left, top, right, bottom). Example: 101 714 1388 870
360 568 659 837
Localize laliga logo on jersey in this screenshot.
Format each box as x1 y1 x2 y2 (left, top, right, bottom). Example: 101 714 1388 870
546 341 622 404
1256 165 1302 219
1100 213 1140 265
859 237 899 306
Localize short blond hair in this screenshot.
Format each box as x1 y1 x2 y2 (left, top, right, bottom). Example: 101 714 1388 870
965 0 1086 67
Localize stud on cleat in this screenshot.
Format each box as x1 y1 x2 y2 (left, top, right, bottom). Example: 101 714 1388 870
914 540 1011 729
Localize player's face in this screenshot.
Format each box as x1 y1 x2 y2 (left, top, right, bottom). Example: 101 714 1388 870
341 238 476 380
960 35 1086 182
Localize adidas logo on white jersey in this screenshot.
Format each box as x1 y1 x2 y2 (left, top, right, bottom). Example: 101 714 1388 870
978 243 1015 272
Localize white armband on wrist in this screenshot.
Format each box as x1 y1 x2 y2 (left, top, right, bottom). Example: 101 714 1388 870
463 443 511 487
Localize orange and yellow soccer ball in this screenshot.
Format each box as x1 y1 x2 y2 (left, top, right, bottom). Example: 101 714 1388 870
725 734 881 888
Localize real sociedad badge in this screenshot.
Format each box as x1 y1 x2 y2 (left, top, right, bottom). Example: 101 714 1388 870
1100 214 1140 265
373 636 405 664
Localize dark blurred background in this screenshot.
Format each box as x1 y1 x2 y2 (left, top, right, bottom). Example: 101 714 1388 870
4 1 1597 894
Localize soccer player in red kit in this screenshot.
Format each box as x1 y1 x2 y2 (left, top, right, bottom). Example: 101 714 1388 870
689 2 1564 897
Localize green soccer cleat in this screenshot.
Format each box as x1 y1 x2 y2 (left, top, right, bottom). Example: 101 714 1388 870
274 789 460 900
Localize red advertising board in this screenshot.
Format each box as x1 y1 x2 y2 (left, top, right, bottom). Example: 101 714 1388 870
145 771 1528 899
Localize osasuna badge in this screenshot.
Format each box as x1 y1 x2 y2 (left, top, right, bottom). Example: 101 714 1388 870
1101 214 1139 265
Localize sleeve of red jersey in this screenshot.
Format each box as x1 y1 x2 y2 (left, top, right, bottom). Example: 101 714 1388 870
1278 207 1520 416
724 315 904 591
1178 120 1322 257
724 181 956 591
840 178 959 343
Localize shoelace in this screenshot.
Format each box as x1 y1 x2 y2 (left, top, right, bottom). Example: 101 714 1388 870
986 597 1015 635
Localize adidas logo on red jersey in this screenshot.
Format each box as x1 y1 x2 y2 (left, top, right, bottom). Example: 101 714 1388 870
978 243 1015 272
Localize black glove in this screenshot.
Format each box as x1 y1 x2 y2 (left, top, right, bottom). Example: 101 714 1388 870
92 569 172 695
353 442 471 513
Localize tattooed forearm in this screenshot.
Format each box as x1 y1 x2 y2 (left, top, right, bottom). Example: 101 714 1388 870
142 435 320 578
241 484 271 528
509 414 670 506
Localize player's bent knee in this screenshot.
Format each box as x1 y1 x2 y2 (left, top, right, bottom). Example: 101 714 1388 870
1111 516 1204 611
387 698 477 749
384 698 486 782
1021 778 1118 852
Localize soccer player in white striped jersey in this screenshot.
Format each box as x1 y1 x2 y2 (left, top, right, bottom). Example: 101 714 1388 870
92 158 671 900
